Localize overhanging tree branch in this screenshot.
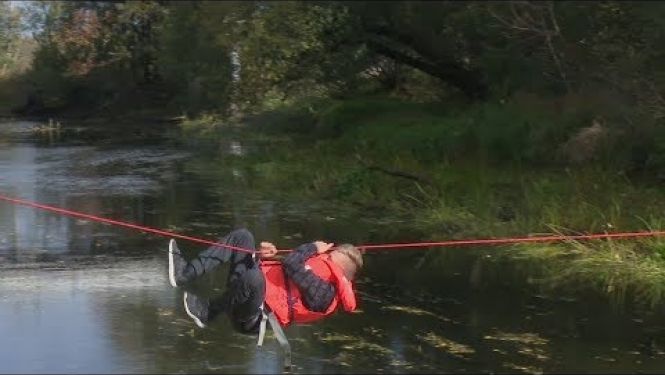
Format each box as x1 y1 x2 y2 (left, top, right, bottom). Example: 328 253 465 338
365 39 487 100
360 21 488 100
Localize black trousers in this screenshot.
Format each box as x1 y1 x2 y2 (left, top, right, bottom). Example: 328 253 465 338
190 228 266 334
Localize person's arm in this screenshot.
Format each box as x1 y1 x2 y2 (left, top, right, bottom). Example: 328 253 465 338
282 242 335 313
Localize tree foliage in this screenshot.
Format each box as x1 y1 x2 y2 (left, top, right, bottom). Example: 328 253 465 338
2 0 664 133
0 1 24 76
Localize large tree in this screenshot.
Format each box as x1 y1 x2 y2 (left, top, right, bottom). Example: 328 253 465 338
0 1 23 76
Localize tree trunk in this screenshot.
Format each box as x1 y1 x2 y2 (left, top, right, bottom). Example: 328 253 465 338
365 40 488 100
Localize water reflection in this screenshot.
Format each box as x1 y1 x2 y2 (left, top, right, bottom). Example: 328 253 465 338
0 260 163 374
0 120 191 263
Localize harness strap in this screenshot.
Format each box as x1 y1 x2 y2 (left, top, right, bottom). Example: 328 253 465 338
268 310 292 371
281 268 295 322
256 304 292 372
257 304 269 347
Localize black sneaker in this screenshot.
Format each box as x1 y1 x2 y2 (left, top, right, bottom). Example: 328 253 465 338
183 291 209 328
168 239 188 287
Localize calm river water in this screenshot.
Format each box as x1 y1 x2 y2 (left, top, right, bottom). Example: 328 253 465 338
1 119 665 374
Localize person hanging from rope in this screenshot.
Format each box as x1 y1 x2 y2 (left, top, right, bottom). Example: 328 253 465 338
167 228 364 336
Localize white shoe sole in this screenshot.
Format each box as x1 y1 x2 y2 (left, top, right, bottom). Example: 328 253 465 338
183 292 206 328
168 239 178 288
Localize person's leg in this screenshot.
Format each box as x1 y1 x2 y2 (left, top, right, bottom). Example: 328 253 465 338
168 228 256 287
192 228 257 276
182 257 266 332
227 266 266 334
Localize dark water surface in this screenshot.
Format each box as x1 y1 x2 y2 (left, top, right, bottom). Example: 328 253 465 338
1 119 665 374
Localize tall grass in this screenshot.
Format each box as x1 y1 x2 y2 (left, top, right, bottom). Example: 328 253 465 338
502 237 665 310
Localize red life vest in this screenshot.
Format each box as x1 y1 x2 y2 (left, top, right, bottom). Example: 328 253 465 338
259 254 357 326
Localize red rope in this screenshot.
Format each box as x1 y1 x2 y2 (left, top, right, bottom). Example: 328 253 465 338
2 194 665 254
0 195 260 254
356 230 665 250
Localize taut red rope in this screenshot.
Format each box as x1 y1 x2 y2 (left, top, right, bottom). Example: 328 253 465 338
2 194 664 254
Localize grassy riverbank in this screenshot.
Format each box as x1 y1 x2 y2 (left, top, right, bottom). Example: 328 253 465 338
171 95 665 312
